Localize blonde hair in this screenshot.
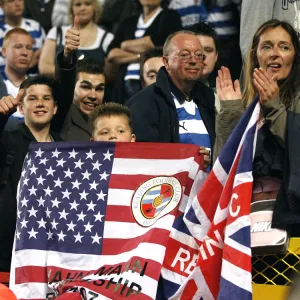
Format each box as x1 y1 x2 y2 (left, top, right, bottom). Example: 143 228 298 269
68 0 102 24
3 28 33 49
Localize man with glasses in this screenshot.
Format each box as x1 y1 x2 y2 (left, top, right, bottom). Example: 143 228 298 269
126 30 215 169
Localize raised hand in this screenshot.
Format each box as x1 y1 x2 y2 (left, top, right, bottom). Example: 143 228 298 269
253 68 279 104
64 16 80 58
0 89 24 115
199 146 211 169
216 66 242 101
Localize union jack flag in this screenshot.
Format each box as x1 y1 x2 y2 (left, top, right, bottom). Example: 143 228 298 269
161 99 260 299
9 142 203 300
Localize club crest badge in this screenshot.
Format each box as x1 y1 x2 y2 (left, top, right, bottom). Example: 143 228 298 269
131 176 182 227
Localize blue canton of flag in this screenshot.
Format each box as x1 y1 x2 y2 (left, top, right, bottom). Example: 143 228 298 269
16 142 115 255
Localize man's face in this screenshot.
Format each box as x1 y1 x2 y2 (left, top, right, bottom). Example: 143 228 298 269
2 0 24 18
2 33 33 73
163 34 205 87
91 115 136 142
197 35 218 79
19 84 57 128
73 72 105 116
142 56 164 87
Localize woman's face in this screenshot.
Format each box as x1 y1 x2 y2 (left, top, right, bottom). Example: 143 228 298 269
72 0 94 24
256 26 295 81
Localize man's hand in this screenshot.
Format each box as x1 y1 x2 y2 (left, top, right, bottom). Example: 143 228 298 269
0 89 24 115
64 16 80 60
199 146 211 169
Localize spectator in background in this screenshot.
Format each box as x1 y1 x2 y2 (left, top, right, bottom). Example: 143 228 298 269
23 0 55 34
107 0 182 104
140 47 163 88
0 0 45 73
1 28 34 129
39 0 113 77
240 0 300 62
127 30 215 169
169 0 242 81
189 22 220 112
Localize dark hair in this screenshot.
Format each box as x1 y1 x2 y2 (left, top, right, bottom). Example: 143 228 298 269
243 19 300 107
133 0 170 13
20 75 58 102
140 47 163 84
77 58 104 79
188 22 218 52
89 102 134 135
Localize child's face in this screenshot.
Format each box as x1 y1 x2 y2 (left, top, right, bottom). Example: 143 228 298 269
91 115 136 142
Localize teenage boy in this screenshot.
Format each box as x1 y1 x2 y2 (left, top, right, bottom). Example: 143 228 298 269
89 102 136 142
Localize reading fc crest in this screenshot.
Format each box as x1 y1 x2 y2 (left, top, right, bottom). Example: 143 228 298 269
131 176 182 227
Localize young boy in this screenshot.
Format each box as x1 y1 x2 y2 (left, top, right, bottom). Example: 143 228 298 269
89 102 136 142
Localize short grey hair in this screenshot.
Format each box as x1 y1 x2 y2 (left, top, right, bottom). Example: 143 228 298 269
163 30 197 56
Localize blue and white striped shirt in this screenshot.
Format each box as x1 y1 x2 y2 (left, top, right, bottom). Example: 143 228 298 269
124 8 162 81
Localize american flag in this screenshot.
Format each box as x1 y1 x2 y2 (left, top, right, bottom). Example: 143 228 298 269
161 99 260 299
10 142 203 300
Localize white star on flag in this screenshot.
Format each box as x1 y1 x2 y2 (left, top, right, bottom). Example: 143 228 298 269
35 148 44 158
59 209 69 220
64 168 74 178
69 149 78 159
89 180 99 190
21 197 29 207
69 200 79 211
39 157 49 165
67 221 76 231
74 159 84 169
92 160 102 170
53 177 64 188
103 150 113 161
79 190 89 200
28 206 38 217
94 211 104 222
62 189 72 199
28 228 38 239
84 222 94 232
43 186 53 196
86 200 96 211
74 232 83 243
36 175 46 185
28 185 37 195
81 170 91 180
56 158 66 167
46 166 56 176
52 148 61 158
37 218 47 229
20 218 28 228
96 190 107 201
91 233 102 244
30 164 38 174
100 171 109 181
46 229 53 240
51 219 59 229
57 230 66 241
36 196 45 207
71 179 82 189
45 207 52 218
51 198 61 208
77 211 86 222
86 149 96 160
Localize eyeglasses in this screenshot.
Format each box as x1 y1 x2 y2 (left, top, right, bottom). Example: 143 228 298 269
169 52 206 62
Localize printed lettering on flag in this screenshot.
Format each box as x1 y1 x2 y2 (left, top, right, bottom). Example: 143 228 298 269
10 142 203 300
160 99 260 299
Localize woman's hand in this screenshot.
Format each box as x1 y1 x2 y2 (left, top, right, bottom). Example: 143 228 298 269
253 68 279 104
216 66 242 101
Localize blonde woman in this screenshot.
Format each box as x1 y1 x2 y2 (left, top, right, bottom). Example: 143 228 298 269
39 0 113 77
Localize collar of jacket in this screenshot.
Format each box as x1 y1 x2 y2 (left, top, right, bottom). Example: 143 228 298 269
155 67 214 110
17 122 63 142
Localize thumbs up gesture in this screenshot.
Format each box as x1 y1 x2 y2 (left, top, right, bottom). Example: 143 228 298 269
0 89 24 115
64 16 80 58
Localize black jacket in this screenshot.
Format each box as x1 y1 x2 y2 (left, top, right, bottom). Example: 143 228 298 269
126 67 216 148
0 52 76 272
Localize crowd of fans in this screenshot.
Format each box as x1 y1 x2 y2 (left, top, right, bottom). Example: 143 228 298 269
1 0 300 298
